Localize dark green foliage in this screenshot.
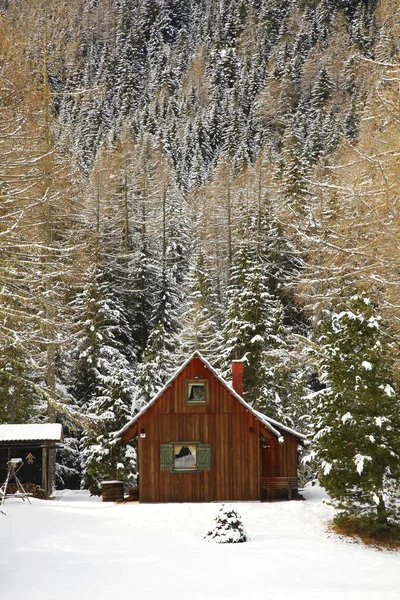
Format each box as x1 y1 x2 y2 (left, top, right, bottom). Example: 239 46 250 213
55 432 82 490
279 129 306 203
220 212 306 422
71 267 138 494
311 67 334 107
54 0 371 188
311 294 400 526
221 238 282 406
136 320 175 405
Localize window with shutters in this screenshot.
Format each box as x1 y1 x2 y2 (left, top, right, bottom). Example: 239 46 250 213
160 443 211 472
185 380 209 404
174 444 197 470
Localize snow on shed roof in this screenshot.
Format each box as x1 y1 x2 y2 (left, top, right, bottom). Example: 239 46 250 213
115 351 305 442
0 423 63 443
253 410 306 440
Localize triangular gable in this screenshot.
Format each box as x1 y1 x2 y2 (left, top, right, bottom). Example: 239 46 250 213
115 351 305 442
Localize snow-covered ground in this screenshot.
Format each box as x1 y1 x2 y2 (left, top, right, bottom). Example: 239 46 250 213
1 485 399 600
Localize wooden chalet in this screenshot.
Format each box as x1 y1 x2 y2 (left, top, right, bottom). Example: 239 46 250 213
116 351 305 503
0 424 63 498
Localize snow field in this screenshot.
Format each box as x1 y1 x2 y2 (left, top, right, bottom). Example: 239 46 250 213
1 485 399 600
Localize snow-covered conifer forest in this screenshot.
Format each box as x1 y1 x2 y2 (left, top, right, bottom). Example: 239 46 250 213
1 0 400 526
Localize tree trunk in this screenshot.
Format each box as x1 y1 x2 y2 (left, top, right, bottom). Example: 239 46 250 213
376 496 388 527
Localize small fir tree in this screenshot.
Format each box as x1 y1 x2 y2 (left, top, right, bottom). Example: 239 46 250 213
204 505 248 544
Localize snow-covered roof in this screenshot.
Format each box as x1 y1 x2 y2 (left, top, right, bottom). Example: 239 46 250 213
0 423 63 443
253 410 305 441
115 351 305 442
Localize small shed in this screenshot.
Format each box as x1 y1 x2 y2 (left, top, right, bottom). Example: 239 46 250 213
116 351 305 503
0 424 63 498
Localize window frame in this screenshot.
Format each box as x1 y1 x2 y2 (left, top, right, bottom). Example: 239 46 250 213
160 442 211 472
173 442 198 472
185 379 209 405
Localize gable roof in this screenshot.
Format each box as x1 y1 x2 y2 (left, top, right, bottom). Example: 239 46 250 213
115 351 305 442
0 423 63 443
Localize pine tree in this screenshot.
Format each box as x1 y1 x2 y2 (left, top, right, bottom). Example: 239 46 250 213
205 505 247 543
178 245 222 363
310 294 400 528
279 128 306 207
73 267 137 494
135 321 174 405
311 67 335 107
221 230 285 415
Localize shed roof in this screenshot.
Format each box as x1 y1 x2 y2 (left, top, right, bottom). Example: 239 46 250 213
115 351 305 442
0 423 63 443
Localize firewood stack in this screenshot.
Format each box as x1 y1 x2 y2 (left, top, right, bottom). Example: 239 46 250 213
6 482 47 499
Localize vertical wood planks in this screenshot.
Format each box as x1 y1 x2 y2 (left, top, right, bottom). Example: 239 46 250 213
128 355 301 502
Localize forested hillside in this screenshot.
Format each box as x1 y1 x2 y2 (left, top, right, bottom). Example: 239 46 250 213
1 0 399 505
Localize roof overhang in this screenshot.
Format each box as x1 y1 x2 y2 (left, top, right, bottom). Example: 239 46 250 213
0 423 64 444
115 351 305 443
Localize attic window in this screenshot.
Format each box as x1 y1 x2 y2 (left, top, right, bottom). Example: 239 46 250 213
185 380 209 404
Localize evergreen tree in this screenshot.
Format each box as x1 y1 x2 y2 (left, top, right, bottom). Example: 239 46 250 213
135 320 174 405
134 140 191 403
205 505 248 543
178 245 222 364
279 128 306 206
221 231 285 414
311 67 335 107
310 294 400 528
73 267 137 494
55 429 82 490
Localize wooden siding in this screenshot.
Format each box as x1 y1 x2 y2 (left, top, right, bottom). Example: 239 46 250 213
261 432 299 479
123 355 300 503
260 430 299 500
137 356 265 502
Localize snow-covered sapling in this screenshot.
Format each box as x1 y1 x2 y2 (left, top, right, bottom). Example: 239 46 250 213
204 505 248 543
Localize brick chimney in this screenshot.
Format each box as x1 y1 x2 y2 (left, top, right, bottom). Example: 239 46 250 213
232 360 244 397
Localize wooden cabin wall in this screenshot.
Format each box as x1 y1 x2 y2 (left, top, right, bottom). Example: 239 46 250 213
137 356 261 503
261 434 299 479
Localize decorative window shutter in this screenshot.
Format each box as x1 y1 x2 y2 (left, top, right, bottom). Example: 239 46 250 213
160 444 173 470
197 444 211 470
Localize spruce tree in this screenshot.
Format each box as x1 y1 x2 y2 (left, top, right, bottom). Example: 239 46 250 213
73 267 137 494
311 294 400 528
178 245 222 364
205 505 248 544
221 232 285 414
